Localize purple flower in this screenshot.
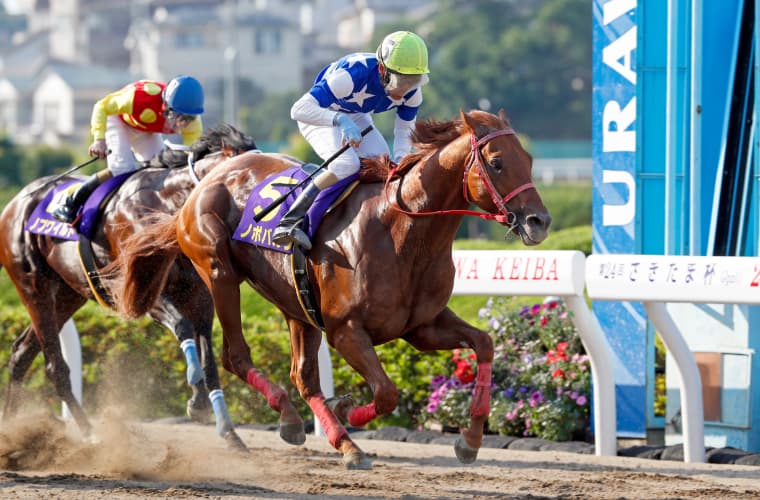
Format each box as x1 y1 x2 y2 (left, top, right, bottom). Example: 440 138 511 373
576 395 587 406
503 387 515 398
489 318 501 330
519 305 530 316
531 304 542 315
430 375 447 389
519 386 529 394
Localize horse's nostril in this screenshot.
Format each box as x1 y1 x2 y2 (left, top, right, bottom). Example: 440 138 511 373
527 213 552 231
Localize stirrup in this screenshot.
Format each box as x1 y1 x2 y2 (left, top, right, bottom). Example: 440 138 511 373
51 202 77 224
272 224 296 246
289 227 312 250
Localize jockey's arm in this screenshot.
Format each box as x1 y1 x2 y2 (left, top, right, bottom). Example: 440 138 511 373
392 88 423 162
291 69 354 126
392 116 415 162
90 87 135 140
291 94 337 126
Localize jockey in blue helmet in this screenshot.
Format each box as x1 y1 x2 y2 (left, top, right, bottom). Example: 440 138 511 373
52 75 205 224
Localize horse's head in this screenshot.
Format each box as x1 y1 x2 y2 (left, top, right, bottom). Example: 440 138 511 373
149 123 258 179
460 109 551 245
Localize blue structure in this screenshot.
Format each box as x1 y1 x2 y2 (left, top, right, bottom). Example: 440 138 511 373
592 0 760 449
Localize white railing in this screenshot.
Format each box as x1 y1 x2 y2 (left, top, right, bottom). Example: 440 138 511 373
59 319 82 419
586 253 760 463
450 250 617 456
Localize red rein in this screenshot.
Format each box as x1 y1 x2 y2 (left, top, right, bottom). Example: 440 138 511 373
385 128 535 224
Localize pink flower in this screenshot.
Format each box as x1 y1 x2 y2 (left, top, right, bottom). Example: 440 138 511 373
576 395 587 406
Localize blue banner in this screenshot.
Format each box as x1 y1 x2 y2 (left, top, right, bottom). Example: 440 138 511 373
592 0 646 437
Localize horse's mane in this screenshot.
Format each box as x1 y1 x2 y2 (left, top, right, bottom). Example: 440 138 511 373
150 123 258 169
360 117 462 182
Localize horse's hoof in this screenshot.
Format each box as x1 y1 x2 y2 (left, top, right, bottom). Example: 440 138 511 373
325 394 354 422
343 451 372 470
186 400 213 425
224 430 249 454
454 436 479 464
279 421 306 445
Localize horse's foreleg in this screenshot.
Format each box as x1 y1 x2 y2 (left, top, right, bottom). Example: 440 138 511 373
288 320 370 469
150 300 211 424
3 326 41 419
404 307 494 464
330 326 398 427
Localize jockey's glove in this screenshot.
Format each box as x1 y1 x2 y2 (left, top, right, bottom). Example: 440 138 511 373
333 113 362 147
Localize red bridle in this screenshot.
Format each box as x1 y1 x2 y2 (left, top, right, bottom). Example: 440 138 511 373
386 128 535 225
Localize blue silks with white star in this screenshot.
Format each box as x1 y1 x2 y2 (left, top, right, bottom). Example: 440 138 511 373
309 53 421 121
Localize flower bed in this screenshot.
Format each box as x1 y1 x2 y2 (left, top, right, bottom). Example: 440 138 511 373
422 298 591 441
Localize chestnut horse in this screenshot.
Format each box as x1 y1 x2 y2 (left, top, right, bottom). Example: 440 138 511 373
0 124 277 451
114 110 551 468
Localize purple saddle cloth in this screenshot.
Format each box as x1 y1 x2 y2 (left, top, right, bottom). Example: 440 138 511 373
25 173 132 240
233 166 359 253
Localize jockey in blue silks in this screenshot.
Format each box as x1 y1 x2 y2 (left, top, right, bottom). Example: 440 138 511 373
272 31 430 250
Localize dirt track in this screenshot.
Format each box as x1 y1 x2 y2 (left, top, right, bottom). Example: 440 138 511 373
0 414 759 499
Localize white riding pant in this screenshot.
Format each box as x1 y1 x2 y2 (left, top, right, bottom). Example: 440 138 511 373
105 115 164 175
297 113 389 180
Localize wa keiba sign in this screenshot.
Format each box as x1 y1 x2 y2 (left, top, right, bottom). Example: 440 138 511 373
450 250 586 297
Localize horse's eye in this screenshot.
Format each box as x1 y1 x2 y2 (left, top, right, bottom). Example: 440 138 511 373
489 158 503 172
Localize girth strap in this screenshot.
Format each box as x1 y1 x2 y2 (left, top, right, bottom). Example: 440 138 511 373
77 233 115 309
290 245 325 330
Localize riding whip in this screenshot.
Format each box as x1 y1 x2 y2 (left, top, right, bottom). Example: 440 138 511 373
253 125 373 222
25 151 110 197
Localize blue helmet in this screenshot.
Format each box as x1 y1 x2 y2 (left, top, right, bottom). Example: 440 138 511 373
164 75 204 115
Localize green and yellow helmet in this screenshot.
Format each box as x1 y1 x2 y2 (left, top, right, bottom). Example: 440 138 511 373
376 31 429 75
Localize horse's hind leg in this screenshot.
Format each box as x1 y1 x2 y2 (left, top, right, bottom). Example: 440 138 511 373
183 211 304 446
287 319 370 470
403 307 494 465
3 326 41 419
27 305 93 439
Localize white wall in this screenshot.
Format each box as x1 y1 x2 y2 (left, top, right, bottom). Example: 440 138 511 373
33 73 74 138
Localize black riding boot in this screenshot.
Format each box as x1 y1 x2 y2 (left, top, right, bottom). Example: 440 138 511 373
52 173 102 224
271 183 322 250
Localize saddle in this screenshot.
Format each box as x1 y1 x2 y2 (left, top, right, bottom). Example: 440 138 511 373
232 161 397 329
25 173 133 308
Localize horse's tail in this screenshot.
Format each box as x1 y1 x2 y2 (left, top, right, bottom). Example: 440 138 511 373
107 212 181 319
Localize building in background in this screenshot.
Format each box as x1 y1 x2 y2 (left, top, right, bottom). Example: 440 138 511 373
0 0 433 146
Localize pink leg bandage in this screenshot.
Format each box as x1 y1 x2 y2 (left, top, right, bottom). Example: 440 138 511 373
247 368 286 412
470 362 492 417
307 393 348 448
347 401 378 428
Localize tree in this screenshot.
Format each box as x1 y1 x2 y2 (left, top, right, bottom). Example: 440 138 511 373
235 0 592 147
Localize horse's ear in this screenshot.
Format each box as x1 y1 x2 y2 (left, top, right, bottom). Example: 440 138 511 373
221 140 236 158
498 108 511 126
460 109 478 134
